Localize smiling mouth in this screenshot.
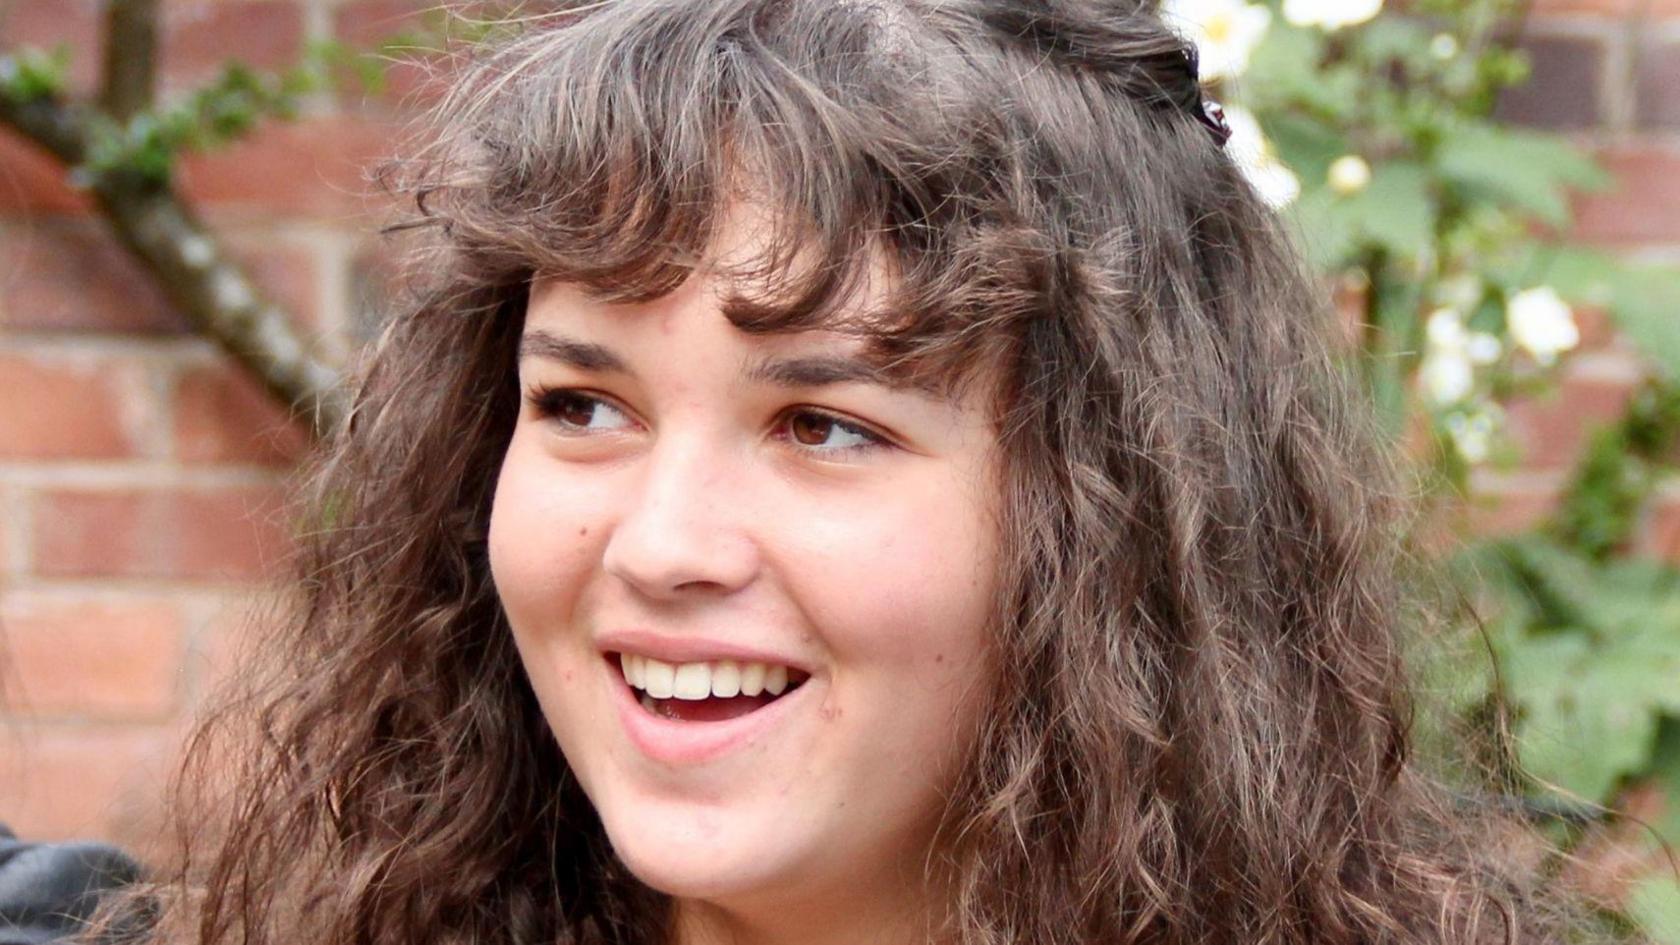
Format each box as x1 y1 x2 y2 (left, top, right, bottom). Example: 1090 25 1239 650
606 652 810 723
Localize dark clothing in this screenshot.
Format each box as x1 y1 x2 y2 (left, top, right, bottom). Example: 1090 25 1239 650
0 825 141 944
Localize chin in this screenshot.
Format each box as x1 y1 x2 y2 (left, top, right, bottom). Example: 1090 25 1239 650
599 801 808 903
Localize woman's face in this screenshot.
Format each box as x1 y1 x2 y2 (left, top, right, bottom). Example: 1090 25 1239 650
488 228 1002 934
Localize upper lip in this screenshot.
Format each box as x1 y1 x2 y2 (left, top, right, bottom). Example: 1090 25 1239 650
597 628 815 675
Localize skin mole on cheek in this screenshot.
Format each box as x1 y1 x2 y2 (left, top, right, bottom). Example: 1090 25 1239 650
577 527 588 537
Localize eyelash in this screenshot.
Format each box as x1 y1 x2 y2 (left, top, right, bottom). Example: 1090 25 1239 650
523 385 892 457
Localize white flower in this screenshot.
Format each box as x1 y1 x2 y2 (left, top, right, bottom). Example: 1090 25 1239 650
1419 307 1500 405
1466 331 1502 365
1327 155 1372 195
1420 350 1474 405
1444 407 1500 464
1430 33 1460 60
1506 286 1579 365
1436 273 1483 312
1247 161 1303 208
1222 105 1301 208
1426 306 1466 349
1282 0 1383 31
1161 0 1272 81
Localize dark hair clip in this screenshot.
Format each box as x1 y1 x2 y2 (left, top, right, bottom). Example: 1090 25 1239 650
1196 95 1233 148
1178 47 1233 149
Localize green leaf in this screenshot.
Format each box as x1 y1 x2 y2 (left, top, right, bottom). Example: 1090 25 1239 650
1285 186 1360 270
0 45 71 102
1245 23 1330 102
1607 266 1680 379
1630 876 1680 945
1437 124 1608 227
1348 161 1437 259
1287 165 1436 269
1356 17 1434 64
1266 113 1349 186
1504 631 1661 800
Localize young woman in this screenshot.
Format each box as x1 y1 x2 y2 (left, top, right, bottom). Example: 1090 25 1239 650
124 1 1581 943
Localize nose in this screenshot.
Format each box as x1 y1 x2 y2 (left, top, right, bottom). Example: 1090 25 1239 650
600 432 762 599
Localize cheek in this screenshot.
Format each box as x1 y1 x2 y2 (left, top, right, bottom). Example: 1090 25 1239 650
488 439 625 766
874 487 992 632
487 438 606 637
791 472 999 695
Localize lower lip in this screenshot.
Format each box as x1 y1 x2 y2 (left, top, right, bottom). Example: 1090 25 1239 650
608 659 814 766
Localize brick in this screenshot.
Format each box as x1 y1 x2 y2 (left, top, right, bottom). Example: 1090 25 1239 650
0 222 187 333
1531 0 1680 14
0 725 177 845
1634 38 1680 131
1504 369 1637 470
1572 303 1616 352
191 593 283 701
1572 145 1680 245
1643 493 1680 563
1494 33 1607 131
1462 481 1561 538
160 0 307 95
0 127 94 216
0 594 185 718
334 0 435 47
1328 274 1368 351
177 116 402 220
227 233 327 330
1528 0 1639 13
33 484 292 581
0 0 104 94
0 485 15 579
334 0 458 108
172 361 311 466
0 350 153 460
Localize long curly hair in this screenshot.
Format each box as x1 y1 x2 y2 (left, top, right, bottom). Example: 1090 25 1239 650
118 1 1579 943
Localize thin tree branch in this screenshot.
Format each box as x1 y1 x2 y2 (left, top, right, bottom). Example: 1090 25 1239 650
0 91 345 437
103 0 159 121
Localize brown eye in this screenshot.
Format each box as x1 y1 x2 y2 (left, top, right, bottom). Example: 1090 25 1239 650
552 392 598 427
782 410 882 453
529 388 632 432
789 411 836 446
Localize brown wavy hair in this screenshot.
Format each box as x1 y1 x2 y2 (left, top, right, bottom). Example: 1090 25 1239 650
116 1 1583 943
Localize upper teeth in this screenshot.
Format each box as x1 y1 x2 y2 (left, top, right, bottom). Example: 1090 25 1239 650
618 654 794 700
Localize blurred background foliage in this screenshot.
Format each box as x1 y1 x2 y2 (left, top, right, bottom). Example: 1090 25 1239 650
1165 0 1680 939
2 0 1678 939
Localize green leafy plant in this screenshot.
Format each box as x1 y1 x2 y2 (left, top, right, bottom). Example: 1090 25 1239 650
1166 0 1680 936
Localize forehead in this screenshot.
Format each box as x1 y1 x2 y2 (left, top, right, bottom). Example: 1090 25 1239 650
522 276 919 397
525 273 873 349
521 198 1007 404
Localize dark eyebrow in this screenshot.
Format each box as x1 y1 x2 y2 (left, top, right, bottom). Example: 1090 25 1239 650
519 329 921 393
744 354 892 389
518 330 629 374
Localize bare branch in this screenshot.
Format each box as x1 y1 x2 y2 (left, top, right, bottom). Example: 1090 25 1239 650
102 189 347 437
0 91 345 437
103 0 159 121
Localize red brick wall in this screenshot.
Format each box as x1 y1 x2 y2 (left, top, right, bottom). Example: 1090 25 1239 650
0 0 1677 852
1477 0 1680 553
0 0 406 852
